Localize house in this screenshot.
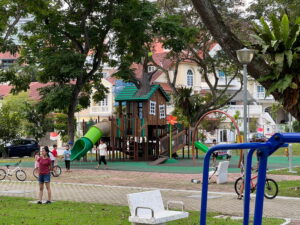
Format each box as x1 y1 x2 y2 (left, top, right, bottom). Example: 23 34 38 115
113 84 170 161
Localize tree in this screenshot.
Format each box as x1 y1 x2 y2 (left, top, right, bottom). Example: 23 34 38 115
5 0 157 142
114 4 242 127
22 102 54 141
252 14 300 111
0 105 21 157
3 92 53 141
190 0 300 121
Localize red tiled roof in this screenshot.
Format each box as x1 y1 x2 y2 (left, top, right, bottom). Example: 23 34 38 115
28 82 53 100
0 52 19 59
153 82 173 93
0 85 13 97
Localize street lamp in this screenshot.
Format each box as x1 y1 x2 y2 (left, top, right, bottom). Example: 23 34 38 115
236 48 255 143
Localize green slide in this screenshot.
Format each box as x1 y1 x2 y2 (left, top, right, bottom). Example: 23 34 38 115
194 141 226 159
194 141 209 153
71 121 110 161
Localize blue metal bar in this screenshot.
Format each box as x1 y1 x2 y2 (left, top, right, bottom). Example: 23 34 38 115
243 148 256 225
253 150 268 225
199 133 300 225
200 150 212 225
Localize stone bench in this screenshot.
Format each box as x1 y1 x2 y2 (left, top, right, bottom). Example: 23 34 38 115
209 161 229 184
127 190 189 225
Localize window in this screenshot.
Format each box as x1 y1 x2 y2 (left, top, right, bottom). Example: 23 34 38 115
218 71 225 78
101 72 108 78
159 105 166 119
0 59 15 69
149 101 156 115
257 85 265 98
148 65 156 73
138 102 143 119
219 129 228 142
187 69 193 86
257 85 265 93
99 95 108 106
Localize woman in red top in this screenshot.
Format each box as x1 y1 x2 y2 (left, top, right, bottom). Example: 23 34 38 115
37 146 52 204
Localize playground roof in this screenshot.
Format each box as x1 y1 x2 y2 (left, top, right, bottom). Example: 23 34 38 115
115 84 170 102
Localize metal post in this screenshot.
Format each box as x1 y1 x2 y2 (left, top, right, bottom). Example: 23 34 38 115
288 114 296 173
243 64 248 143
243 148 255 225
243 63 249 213
200 150 212 225
253 150 268 225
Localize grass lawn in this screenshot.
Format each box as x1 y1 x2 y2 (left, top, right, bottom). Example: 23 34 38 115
0 197 284 225
277 180 300 198
269 167 300 176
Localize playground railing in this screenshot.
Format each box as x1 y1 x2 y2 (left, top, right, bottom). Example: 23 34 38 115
200 133 300 225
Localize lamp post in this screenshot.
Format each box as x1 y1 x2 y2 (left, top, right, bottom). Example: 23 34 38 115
236 48 254 216
236 48 255 143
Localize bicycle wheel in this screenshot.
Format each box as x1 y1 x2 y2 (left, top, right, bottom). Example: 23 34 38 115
33 168 39 179
52 165 62 177
264 178 278 199
16 170 27 181
234 177 244 196
0 169 6 180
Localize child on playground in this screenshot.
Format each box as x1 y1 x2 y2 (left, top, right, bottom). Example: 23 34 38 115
37 146 52 204
96 139 108 169
63 145 71 172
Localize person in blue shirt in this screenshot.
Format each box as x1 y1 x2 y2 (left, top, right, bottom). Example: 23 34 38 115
63 145 71 172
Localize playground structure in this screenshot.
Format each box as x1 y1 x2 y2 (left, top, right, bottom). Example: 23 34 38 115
71 84 189 162
200 133 299 225
70 90 243 163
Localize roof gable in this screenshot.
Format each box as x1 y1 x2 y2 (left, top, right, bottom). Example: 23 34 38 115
115 84 170 102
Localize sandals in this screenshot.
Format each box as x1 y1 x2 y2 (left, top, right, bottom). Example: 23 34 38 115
237 195 243 200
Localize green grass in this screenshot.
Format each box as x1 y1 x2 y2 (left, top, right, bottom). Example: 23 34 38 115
272 143 300 156
277 180 300 198
0 197 284 225
269 167 300 176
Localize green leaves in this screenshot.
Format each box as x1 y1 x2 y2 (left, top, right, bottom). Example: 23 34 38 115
281 14 290 46
253 14 300 102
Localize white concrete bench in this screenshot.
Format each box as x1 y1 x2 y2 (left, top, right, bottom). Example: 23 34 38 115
209 161 229 184
127 190 189 225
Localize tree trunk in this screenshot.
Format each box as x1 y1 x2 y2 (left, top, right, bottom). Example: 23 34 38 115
191 0 300 120
135 73 152 96
67 85 81 143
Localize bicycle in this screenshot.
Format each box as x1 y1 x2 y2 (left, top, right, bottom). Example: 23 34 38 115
234 173 278 199
33 164 62 179
0 160 27 181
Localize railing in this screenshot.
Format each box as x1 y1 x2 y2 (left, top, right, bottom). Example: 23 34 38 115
256 92 274 100
160 129 186 155
225 105 262 116
90 106 110 113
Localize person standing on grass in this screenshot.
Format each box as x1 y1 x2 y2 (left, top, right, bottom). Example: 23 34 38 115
37 146 52 204
96 139 108 169
63 145 71 172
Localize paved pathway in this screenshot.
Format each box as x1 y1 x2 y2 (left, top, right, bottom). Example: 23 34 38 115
0 180 300 221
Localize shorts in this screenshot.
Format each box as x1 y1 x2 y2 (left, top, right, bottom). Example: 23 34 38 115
38 173 51 183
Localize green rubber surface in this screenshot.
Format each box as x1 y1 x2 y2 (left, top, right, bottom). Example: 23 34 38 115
70 137 94 161
84 126 102 145
1 156 299 174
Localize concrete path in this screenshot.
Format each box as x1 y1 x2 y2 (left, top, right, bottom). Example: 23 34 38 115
0 180 300 221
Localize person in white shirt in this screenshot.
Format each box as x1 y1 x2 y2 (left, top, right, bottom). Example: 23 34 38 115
96 139 108 169
48 150 56 167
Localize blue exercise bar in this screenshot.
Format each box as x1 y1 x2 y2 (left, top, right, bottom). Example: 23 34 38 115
200 133 300 225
